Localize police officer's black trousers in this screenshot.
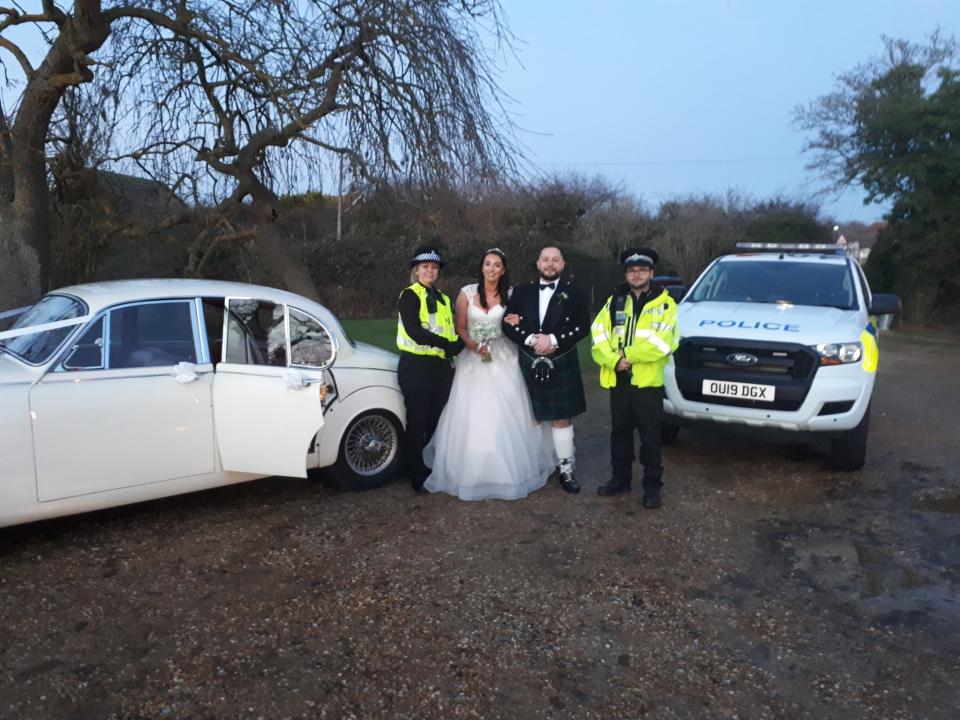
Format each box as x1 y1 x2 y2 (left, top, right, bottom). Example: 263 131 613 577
610 373 664 491
398 353 454 488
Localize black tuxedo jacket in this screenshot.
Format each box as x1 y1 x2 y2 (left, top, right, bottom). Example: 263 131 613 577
501 279 590 356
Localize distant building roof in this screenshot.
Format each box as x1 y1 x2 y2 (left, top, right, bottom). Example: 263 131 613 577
97 171 187 213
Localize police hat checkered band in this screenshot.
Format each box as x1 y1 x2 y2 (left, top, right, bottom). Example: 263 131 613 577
624 253 654 266
412 250 443 264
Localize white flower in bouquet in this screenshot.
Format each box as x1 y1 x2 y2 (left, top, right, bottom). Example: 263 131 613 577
471 321 501 362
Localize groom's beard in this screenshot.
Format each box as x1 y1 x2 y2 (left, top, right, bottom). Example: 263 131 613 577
539 272 561 281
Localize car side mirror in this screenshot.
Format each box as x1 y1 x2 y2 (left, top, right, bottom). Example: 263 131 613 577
869 293 901 316
666 285 688 303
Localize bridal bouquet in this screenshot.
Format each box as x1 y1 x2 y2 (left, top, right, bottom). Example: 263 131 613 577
471 321 501 362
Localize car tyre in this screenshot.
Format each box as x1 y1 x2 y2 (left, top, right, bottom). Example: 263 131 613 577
330 410 403 491
829 404 870 472
661 421 680 445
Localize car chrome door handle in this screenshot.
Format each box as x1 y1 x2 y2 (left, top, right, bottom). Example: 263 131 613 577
282 370 325 389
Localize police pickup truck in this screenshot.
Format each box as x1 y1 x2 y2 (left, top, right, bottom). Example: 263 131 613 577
662 243 901 471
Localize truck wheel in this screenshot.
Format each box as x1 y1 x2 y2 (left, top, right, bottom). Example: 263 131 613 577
662 421 680 445
331 411 402 491
829 405 870 472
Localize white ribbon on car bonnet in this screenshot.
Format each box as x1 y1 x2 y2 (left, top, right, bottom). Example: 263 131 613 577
0 306 32 321
0 315 93 342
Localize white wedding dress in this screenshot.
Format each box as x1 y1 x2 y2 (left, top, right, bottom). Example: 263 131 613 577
424 284 556 500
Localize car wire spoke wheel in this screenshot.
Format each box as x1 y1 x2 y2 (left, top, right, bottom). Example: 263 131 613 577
343 414 399 476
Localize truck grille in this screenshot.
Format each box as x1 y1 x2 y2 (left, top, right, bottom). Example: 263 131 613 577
673 337 819 411
675 339 817 379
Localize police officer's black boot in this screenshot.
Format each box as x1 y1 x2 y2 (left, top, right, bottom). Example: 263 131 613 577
641 470 663 509
597 477 632 496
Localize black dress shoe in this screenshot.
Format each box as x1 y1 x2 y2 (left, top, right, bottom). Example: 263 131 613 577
597 479 631 497
559 469 580 494
642 493 662 509
411 481 429 494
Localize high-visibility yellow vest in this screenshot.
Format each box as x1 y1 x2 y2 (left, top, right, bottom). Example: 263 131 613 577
591 289 679 388
396 282 458 358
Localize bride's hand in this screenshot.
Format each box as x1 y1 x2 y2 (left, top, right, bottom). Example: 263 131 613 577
504 313 520 326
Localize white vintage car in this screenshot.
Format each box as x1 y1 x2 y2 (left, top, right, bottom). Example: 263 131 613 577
0 279 405 528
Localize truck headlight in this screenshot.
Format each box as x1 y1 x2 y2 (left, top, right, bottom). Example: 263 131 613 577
814 341 863 366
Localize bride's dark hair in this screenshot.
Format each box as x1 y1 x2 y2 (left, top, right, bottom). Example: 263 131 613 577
477 249 510 308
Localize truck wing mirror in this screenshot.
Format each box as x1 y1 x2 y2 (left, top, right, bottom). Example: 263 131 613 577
869 293 901 316
666 285 688 303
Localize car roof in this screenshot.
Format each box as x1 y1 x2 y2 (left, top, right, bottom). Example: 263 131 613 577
719 252 850 266
52 279 337 322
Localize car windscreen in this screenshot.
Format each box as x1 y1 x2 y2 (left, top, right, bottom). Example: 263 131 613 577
0 295 87 364
688 260 857 309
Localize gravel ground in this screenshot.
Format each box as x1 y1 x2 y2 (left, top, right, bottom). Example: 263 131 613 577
1 329 958 719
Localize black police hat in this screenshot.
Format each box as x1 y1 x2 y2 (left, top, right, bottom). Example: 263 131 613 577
409 245 446 268
620 247 659 268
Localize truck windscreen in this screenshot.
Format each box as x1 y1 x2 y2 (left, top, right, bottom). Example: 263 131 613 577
689 261 857 309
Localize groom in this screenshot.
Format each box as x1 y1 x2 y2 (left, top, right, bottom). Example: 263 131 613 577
502 245 590 493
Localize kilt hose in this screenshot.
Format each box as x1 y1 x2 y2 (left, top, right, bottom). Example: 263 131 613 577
518 346 586 421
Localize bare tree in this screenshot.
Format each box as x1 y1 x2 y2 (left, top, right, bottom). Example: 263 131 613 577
0 0 517 307
653 193 749 283
0 1 116 308
89 0 519 299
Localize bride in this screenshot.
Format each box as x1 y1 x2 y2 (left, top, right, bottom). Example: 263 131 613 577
424 249 555 500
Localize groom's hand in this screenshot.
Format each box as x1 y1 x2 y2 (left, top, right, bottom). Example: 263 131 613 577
532 334 553 355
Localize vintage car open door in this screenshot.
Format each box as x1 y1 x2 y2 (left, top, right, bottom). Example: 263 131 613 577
212 299 333 478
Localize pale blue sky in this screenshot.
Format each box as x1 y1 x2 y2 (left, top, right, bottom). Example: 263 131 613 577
2 2 956 223
499 0 958 223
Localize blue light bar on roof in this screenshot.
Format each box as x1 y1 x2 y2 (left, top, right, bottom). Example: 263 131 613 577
735 242 845 252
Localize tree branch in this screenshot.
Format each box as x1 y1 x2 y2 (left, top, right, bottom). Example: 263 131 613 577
0 36 33 77
0 6 63 33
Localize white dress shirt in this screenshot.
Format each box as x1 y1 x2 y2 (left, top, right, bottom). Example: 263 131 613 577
526 280 559 349
538 281 555 325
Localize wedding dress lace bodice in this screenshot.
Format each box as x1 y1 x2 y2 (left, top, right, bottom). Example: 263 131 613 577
462 284 506 345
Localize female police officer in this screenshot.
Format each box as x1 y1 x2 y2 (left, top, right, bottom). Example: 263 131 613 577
396 246 464 492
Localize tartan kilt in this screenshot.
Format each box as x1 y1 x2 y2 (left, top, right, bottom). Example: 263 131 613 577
519 347 586 421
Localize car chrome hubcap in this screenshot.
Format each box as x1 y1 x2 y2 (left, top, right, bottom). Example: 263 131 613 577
344 416 398 476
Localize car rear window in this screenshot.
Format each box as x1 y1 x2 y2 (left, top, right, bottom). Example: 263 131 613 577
688 260 857 310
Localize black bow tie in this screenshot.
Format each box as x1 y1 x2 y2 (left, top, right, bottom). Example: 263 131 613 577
540 282 556 291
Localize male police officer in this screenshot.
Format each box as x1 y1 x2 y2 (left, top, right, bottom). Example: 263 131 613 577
591 247 679 508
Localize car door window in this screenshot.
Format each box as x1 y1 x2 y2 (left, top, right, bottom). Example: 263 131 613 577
62 317 105 370
224 299 286 366
108 301 198 369
289 308 334 368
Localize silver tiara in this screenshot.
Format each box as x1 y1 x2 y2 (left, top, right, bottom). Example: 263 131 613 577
412 251 443 263
486 247 505 256
624 253 653 265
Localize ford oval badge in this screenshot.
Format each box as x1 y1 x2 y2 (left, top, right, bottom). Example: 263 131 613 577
727 352 759 366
